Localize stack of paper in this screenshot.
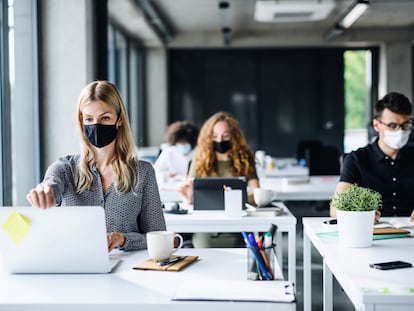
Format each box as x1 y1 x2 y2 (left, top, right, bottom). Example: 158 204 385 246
172 280 295 303
375 219 414 229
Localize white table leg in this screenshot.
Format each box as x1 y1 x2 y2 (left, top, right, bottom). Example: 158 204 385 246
276 231 283 275
303 230 311 311
323 259 333 311
288 226 296 284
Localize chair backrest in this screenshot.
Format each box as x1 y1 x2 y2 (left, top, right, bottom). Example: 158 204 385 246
339 152 349 173
296 140 322 161
305 145 340 176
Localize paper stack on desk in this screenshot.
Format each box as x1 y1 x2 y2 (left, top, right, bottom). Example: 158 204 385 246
245 202 284 216
172 280 295 303
375 218 414 229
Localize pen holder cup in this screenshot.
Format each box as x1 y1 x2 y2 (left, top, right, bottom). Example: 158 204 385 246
247 245 276 281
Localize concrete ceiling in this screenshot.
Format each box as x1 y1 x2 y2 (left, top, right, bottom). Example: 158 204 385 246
109 0 414 48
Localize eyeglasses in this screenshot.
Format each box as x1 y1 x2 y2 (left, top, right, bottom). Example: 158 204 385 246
376 118 413 131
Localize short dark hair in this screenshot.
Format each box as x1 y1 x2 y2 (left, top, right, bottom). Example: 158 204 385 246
374 92 412 118
165 121 199 148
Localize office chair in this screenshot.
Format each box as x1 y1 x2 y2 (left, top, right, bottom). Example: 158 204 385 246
305 145 340 176
296 140 322 162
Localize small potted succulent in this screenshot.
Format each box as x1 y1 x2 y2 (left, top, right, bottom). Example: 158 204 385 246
331 184 382 247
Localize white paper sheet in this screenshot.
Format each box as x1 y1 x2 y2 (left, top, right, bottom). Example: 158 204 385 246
172 280 295 303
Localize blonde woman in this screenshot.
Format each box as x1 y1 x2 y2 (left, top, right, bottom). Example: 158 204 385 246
177 111 259 247
27 81 166 251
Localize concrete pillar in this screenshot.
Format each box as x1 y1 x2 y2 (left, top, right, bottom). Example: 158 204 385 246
146 48 168 146
40 0 95 167
379 42 412 100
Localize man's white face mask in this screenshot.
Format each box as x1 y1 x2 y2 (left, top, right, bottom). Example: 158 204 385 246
383 130 411 149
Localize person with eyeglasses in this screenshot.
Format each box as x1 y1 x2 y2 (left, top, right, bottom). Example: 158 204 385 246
330 92 414 222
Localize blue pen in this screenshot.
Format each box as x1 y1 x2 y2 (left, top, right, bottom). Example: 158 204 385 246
242 231 261 279
246 233 272 280
241 231 250 245
158 256 185 266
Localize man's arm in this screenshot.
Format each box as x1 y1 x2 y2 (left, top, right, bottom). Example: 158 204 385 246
329 181 352 218
330 181 381 223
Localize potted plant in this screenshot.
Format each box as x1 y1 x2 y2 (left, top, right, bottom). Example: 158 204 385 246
331 184 382 247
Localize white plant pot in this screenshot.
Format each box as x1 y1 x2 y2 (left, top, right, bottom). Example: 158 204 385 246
336 210 375 248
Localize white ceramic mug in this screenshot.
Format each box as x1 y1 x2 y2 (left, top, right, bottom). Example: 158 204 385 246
146 231 184 261
253 188 277 207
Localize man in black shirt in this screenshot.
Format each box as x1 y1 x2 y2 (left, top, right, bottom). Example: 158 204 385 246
330 92 414 222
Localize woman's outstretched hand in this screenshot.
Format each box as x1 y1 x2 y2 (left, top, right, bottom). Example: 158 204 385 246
26 184 55 209
176 179 194 204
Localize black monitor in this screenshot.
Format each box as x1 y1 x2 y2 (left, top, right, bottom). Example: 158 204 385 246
193 177 248 210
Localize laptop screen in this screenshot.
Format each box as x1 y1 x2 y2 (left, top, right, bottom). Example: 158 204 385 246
0 206 117 274
193 177 247 210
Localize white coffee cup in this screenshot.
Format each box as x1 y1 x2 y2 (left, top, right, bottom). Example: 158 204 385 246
253 188 277 207
146 231 184 261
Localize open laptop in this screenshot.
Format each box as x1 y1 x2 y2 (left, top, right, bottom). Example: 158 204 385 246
0 206 120 274
193 177 247 210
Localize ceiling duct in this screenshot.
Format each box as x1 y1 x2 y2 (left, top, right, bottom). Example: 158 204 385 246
254 0 335 23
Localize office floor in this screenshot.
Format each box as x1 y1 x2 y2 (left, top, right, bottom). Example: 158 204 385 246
283 201 354 311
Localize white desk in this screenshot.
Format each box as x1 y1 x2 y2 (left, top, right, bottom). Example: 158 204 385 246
256 157 308 178
303 217 414 311
260 175 339 201
164 206 297 283
0 248 295 311
258 165 309 178
159 175 339 203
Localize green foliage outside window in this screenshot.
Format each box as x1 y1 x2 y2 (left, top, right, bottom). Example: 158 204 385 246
344 51 367 129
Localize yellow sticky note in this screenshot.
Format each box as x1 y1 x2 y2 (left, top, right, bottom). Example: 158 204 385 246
1 211 31 244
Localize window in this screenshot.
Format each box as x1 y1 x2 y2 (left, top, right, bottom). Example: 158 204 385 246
107 23 146 145
343 49 372 153
0 0 40 205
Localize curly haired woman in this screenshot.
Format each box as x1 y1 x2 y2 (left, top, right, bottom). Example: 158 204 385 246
177 111 259 247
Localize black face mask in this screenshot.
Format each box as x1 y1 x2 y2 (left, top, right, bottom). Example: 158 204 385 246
213 141 231 153
84 123 118 148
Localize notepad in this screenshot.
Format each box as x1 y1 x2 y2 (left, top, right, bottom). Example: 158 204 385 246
133 255 198 271
375 219 414 229
373 227 410 235
317 231 410 240
172 280 295 303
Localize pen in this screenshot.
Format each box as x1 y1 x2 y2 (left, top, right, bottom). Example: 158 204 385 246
247 233 272 280
158 256 185 266
242 231 262 279
263 231 273 248
257 238 274 279
268 224 278 242
223 185 232 191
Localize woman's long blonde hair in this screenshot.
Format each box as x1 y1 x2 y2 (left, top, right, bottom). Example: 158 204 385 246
76 81 138 193
193 111 255 177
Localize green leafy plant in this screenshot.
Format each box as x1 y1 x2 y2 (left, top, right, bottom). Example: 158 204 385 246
331 184 382 212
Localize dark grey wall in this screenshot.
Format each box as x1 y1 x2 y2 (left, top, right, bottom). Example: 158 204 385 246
168 48 345 157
